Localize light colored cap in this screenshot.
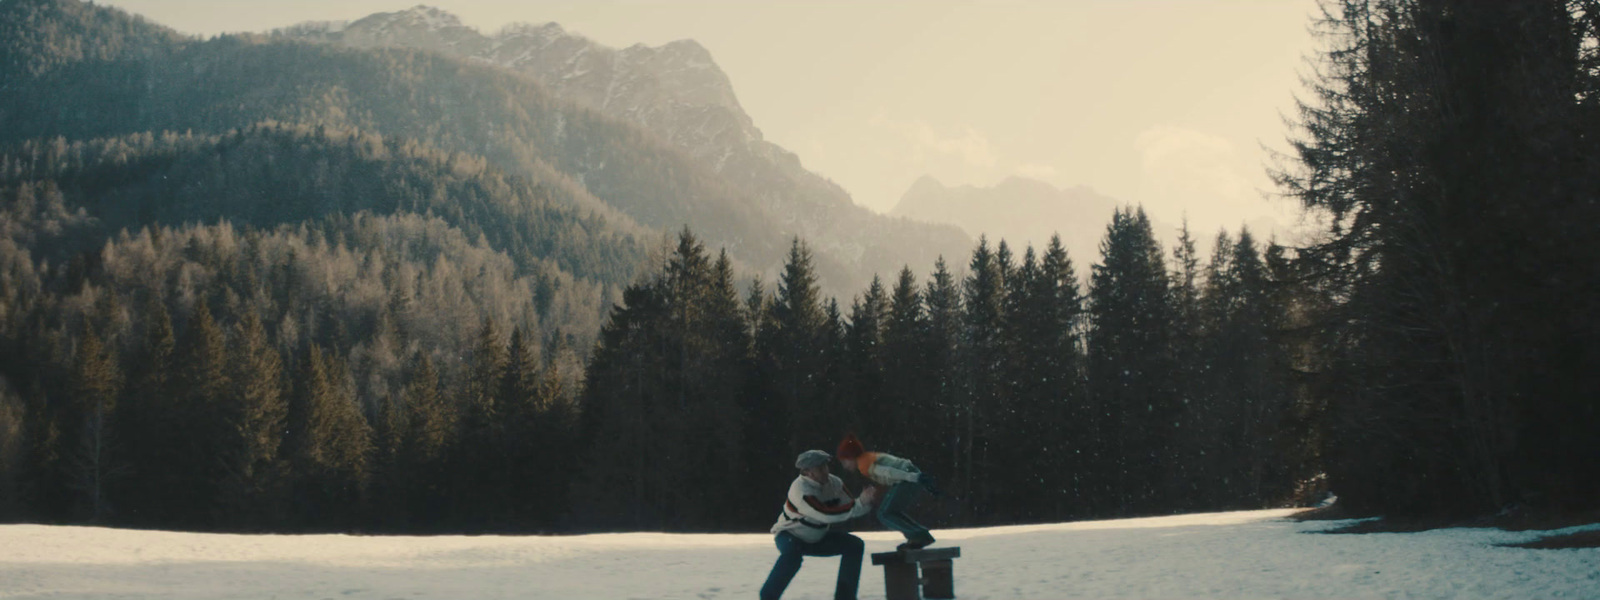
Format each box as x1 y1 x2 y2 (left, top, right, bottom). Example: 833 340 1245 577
795 450 831 469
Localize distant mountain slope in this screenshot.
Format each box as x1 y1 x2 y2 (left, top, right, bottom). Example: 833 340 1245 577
281 5 973 290
0 0 185 78
2 1 789 277
0 124 647 285
892 175 1127 269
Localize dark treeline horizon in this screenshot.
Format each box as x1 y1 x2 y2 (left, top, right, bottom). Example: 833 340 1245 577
0 207 1314 533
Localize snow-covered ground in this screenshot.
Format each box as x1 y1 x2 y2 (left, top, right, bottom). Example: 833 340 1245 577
3 508 1596 599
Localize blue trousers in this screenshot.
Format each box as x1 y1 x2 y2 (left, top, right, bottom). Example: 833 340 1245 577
759 530 864 600
878 482 932 543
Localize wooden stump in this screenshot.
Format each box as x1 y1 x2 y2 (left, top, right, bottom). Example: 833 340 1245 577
921 559 955 599
882 561 920 600
870 547 962 600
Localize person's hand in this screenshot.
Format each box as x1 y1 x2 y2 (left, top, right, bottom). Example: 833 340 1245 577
920 473 942 497
859 485 880 505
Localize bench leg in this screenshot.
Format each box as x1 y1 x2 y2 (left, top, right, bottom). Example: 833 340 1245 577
883 562 920 600
921 559 954 599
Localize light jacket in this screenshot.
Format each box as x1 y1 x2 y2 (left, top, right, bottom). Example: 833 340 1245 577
770 473 871 543
850 451 922 487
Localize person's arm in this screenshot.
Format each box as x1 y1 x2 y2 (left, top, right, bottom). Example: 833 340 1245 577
789 479 869 523
867 453 922 485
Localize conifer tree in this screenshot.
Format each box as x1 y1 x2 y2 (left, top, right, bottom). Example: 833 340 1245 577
921 256 962 512
173 300 229 527
534 336 582 530
882 266 936 475
455 318 507 528
574 281 666 529
285 344 372 528
697 248 751 528
114 298 176 526
574 230 751 530
1000 238 1084 520
820 297 849 433
846 276 889 438
961 236 1006 521
219 310 286 528
1279 0 1600 514
756 238 830 459
0 378 23 520
1168 220 1206 509
500 326 543 528
1088 207 1178 515
370 388 408 530
19 380 67 523
66 326 120 522
993 245 1041 520
399 352 450 528
1039 235 1086 515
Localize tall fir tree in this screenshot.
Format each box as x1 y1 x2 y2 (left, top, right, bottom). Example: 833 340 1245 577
1039 235 1086 516
455 318 508 528
173 300 229 528
1088 207 1178 515
500 326 543 529
921 256 962 518
1168 220 1207 510
218 310 286 529
66 326 120 522
961 236 1006 522
284 344 372 529
399 351 451 529
845 276 889 438
756 238 830 461
881 266 940 488
114 298 177 526
574 281 667 529
1280 0 1600 514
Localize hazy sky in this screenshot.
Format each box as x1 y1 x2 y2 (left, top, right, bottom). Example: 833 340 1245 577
96 0 1322 240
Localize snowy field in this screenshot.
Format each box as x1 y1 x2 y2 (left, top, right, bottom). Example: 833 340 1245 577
3 508 1597 599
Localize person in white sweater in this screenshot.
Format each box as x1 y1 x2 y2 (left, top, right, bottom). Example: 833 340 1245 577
761 449 881 600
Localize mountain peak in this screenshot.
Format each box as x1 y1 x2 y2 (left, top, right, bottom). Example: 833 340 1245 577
496 21 565 40
660 38 711 58
398 5 462 29
905 175 947 197
349 4 466 35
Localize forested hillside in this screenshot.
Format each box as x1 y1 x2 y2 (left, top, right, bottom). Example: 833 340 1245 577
0 0 661 530
0 0 787 276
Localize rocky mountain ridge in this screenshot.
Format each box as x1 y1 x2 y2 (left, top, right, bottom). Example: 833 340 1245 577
281 5 971 289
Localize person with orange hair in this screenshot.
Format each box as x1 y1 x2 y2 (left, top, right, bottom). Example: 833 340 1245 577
835 432 940 550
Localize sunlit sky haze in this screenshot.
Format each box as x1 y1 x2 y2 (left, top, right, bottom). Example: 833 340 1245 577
97 0 1322 243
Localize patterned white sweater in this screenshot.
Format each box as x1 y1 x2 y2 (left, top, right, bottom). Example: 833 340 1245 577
770 473 872 543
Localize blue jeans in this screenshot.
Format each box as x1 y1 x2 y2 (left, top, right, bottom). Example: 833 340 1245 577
878 482 932 543
760 530 864 600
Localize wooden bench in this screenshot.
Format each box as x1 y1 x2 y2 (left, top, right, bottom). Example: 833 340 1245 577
869 546 961 600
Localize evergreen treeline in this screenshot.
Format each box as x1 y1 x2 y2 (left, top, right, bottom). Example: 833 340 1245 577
1278 0 1600 516
574 220 1314 532
0 211 1309 531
